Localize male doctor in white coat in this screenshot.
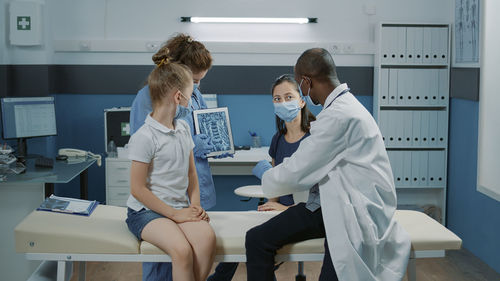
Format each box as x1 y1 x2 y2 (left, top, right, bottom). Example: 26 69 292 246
246 48 411 281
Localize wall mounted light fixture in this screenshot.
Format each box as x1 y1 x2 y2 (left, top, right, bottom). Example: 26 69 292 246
181 17 317 24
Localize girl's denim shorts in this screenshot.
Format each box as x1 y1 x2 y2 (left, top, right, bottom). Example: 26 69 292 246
126 207 165 240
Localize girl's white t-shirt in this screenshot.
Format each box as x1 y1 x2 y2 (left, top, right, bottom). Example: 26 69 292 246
126 115 195 211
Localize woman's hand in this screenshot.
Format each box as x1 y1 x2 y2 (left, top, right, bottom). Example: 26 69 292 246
172 206 203 223
258 201 290 212
191 204 210 222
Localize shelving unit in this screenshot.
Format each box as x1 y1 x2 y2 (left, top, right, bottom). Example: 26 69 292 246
374 23 451 225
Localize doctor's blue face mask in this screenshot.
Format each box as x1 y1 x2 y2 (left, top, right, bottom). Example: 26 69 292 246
299 78 321 108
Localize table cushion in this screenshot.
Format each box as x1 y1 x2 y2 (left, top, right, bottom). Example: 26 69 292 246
15 205 139 254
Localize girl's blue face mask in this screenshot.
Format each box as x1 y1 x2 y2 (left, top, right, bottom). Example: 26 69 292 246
273 100 301 123
174 92 192 120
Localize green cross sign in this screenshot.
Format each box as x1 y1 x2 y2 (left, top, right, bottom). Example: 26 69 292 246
17 16 31 30
121 122 130 136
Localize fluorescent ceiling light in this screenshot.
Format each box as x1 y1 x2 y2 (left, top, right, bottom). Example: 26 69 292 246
181 17 317 24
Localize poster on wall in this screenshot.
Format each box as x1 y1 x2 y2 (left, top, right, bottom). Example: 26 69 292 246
454 0 480 66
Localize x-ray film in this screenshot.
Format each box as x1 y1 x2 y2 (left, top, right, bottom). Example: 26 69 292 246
193 107 235 157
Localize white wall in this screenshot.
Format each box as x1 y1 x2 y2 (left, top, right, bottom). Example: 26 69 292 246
477 0 500 202
3 0 454 66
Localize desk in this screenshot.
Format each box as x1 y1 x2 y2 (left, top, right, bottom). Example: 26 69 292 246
0 157 96 281
208 147 271 175
4 158 96 199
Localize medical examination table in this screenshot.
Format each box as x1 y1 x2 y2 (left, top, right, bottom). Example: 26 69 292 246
15 205 461 281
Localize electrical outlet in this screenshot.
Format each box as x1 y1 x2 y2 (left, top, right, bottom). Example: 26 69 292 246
343 44 354 54
79 40 91 51
145 42 160 52
330 44 340 54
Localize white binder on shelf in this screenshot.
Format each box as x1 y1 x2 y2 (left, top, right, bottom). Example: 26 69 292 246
395 110 405 147
388 69 398 105
438 68 449 105
381 27 393 64
412 111 421 147
429 69 439 105
438 110 448 146
431 28 442 64
392 151 403 187
378 110 388 145
428 150 445 187
387 110 397 146
438 27 449 65
393 151 404 187
419 151 429 187
402 151 412 187
379 68 389 105
428 111 439 145
420 111 430 147
407 69 418 105
396 69 406 105
396 27 407 64
411 151 421 187
405 27 415 64
422 27 433 64
403 111 413 147
413 69 427 106
414 27 424 64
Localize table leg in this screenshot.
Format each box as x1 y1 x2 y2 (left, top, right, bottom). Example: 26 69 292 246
80 169 88 200
44 183 54 198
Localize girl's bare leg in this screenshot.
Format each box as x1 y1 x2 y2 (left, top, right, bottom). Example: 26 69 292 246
179 220 216 281
141 218 195 281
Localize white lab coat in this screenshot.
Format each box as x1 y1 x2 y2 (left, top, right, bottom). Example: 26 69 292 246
262 84 411 281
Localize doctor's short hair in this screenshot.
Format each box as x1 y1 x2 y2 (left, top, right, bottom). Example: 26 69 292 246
295 48 341 86
272 74 316 135
153 33 212 74
148 51 193 108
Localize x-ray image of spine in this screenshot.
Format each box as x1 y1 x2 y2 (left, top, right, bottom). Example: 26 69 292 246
455 0 479 63
198 112 231 152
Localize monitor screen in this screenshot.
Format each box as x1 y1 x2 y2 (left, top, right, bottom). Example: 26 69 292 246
1 97 57 139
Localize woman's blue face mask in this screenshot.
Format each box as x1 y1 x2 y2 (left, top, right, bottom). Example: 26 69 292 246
273 100 301 123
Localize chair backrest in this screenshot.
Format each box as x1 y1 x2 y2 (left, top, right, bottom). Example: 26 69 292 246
292 190 309 204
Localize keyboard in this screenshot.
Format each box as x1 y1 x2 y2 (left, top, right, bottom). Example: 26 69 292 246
35 157 54 168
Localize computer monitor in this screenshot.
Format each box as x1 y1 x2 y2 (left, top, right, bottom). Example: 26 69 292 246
1 97 57 158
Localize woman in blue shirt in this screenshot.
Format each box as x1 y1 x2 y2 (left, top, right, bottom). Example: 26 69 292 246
130 33 234 281
258 74 316 212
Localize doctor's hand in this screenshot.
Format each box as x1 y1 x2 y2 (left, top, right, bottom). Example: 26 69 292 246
252 160 273 180
193 134 215 159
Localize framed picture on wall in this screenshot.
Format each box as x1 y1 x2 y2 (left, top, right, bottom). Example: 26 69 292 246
453 0 480 67
193 107 235 157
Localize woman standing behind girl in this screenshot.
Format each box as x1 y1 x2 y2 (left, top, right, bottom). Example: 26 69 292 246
126 50 216 281
255 74 316 211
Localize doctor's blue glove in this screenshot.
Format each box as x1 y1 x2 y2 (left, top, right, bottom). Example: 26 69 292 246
252 160 272 180
213 152 234 159
193 134 215 159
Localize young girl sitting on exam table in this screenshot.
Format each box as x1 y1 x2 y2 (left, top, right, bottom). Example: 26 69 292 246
125 54 216 281
255 74 316 211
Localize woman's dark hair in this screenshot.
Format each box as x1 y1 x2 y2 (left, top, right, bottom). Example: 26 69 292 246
271 74 316 135
153 33 212 74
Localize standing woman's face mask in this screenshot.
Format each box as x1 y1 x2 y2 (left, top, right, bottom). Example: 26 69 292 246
272 82 305 123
